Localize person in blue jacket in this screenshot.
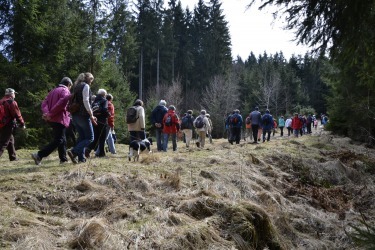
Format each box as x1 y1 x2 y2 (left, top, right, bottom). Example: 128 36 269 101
229 109 243 145
151 100 168 151
261 109 274 142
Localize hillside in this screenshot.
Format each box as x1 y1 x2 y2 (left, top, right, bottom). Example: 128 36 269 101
0 130 374 249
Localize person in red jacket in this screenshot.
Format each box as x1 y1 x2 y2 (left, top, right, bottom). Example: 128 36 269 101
105 94 116 154
291 113 303 137
0 88 25 161
162 105 180 152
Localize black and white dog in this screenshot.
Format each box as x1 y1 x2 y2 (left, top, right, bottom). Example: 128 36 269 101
128 138 153 161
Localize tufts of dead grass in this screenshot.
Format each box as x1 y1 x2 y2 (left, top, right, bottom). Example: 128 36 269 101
68 218 109 249
140 154 160 164
71 193 113 212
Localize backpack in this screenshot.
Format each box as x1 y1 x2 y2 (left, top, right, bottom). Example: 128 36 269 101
67 93 80 114
0 100 11 128
195 116 204 128
262 115 270 126
181 115 191 130
230 114 239 125
126 106 138 124
245 116 251 125
165 114 173 126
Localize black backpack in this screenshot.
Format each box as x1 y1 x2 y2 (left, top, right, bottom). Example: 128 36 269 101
126 106 138 124
181 115 192 129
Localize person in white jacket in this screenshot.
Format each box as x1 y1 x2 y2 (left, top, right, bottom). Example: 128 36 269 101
193 110 211 148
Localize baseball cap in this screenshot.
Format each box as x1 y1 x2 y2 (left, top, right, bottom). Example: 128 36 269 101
5 88 18 95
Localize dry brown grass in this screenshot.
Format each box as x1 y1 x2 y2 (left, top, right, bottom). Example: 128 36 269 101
1 131 375 249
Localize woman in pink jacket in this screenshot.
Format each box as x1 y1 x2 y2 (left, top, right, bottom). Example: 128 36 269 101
31 77 73 165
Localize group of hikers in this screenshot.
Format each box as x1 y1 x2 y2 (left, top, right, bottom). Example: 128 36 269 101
0 72 327 164
225 107 323 145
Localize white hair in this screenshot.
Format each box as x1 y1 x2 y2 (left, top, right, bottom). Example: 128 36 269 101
97 89 107 96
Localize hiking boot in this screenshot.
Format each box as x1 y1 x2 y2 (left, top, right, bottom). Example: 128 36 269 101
31 153 41 165
84 147 91 158
67 150 78 164
10 158 19 161
196 142 200 148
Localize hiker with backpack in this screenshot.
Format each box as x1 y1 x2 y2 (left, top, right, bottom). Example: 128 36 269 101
85 89 109 158
31 77 73 165
194 110 211 148
104 94 116 154
229 109 243 145
261 109 274 142
67 72 96 164
180 110 194 148
127 99 146 141
162 105 180 152
225 112 234 142
244 114 253 142
249 107 262 144
151 100 168 151
0 88 26 161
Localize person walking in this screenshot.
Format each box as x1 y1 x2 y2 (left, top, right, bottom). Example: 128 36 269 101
291 113 303 137
285 116 293 136
31 77 73 165
85 89 109 158
194 110 211 148
261 109 274 142
249 107 262 143
278 116 285 136
180 110 194 148
105 94 116 154
67 72 97 164
0 88 25 161
229 109 243 144
162 105 180 152
127 99 146 141
151 100 168 151
244 114 253 142
206 113 213 144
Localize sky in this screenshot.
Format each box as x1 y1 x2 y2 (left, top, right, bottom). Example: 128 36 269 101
175 0 310 60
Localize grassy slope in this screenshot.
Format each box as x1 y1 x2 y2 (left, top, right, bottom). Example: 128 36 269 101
0 131 374 249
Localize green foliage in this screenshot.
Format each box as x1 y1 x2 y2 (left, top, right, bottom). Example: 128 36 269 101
348 215 375 249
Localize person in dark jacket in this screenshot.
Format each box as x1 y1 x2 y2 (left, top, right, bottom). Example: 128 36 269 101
0 88 25 161
229 109 243 145
261 109 274 142
68 72 96 163
151 100 168 151
85 89 109 158
249 107 262 143
181 110 194 148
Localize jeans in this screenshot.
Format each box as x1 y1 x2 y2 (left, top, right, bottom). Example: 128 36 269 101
72 114 94 161
155 128 163 151
163 133 177 151
106 127 116 154
279 126 284 136
38 122 67 162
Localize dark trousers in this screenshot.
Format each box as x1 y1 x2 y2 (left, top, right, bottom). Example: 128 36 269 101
306 123 312 134
0 123 17 161
252 124 259 142
88 122 108 157
280 126 284 136
130 130 146 141
287 127 293 136
230 127 241 144
263 129 271 142
38 122 67 162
